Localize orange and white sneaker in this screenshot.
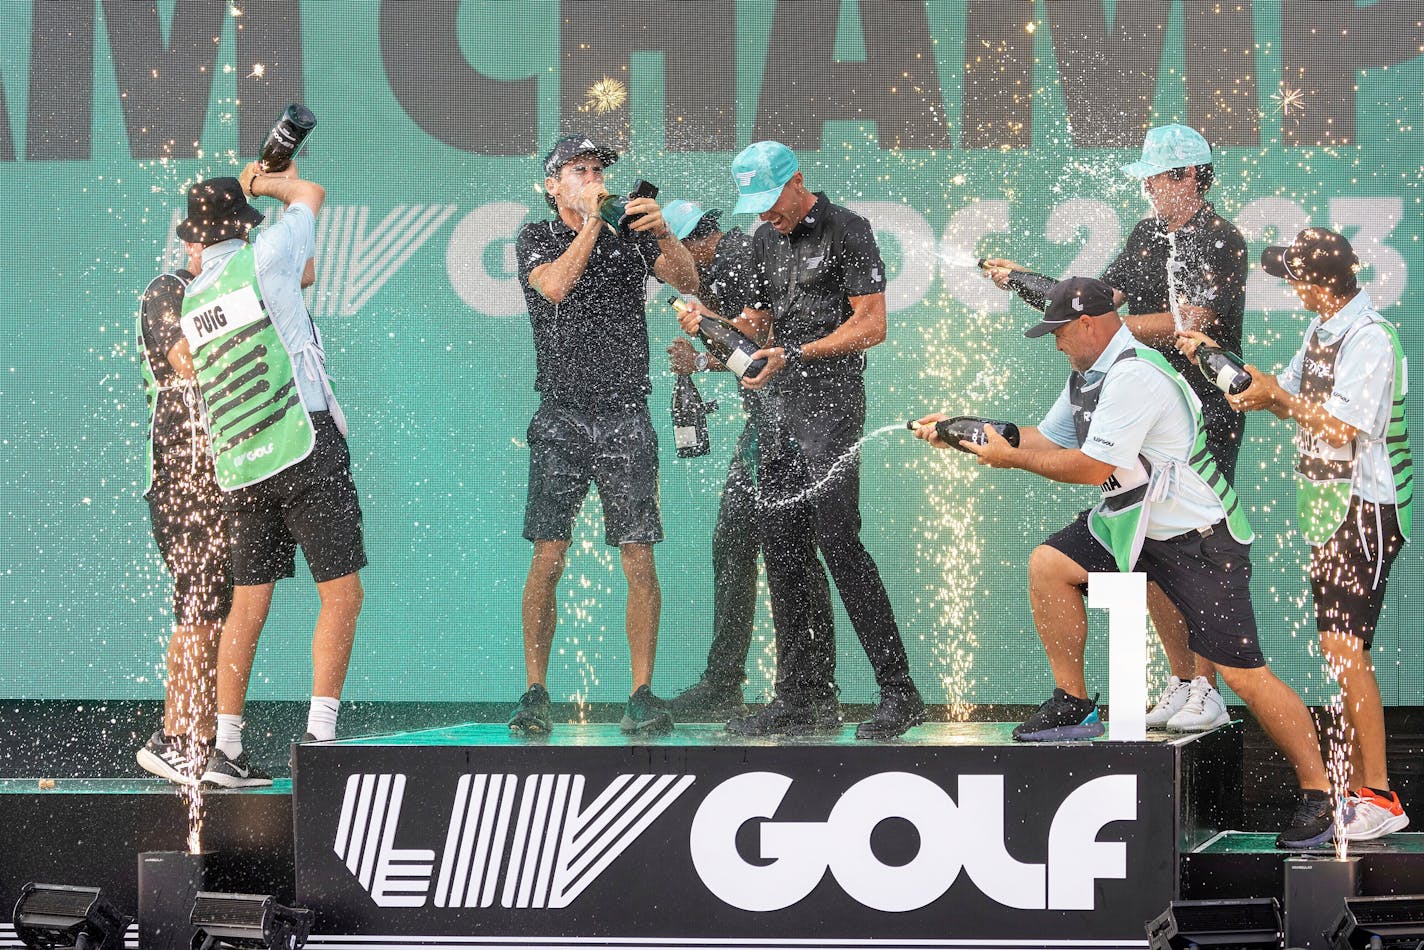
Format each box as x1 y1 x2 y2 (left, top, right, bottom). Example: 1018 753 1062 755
1339 788 1409 841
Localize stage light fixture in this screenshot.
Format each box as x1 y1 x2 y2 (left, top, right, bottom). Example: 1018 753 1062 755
1146 897 1283 950
188 891 313 950
1325 895 1424 950
11 883 131 950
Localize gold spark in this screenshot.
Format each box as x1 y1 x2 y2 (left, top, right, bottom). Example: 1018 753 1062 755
246 63 265 78
229 4 242 16
1271 83 1306 117
584 76 628 114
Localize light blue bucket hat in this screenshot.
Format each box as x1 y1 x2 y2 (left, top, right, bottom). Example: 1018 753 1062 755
1121 124 1212 178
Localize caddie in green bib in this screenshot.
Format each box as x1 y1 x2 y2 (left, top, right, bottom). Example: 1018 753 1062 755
180 243 314 490
1081 346 1253 572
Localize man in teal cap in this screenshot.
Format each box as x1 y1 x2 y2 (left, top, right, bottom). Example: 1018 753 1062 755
981 122 1249 737
663 197 836 723
675 141 925 739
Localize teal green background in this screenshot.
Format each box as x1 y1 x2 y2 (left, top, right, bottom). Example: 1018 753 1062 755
1 1 1421 707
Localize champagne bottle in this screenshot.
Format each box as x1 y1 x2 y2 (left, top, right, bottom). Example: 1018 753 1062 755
600 180 659 237
909 416 1021 453
258 104 317 173
671 373 712 458
668 297 768 380
1197 346 1251 395
978 259 1056 312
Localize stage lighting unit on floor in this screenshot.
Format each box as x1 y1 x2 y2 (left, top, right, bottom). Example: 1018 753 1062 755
1325 895 1424 950
188 891 313 950
1146 897 1284 950
11 882 130 950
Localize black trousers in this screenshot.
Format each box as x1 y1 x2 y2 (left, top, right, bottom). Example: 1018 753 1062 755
757 376 915 702
700 420 834 687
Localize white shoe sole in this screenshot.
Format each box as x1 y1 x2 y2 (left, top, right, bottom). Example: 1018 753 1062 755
200 770 273 789
137 748 197 786
1342 812 1410 841
1167 712 1230 731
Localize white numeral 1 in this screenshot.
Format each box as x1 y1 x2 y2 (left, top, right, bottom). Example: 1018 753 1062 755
1088 572 1147 741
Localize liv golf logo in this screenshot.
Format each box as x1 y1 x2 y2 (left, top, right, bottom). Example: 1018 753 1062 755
333 771 1137 913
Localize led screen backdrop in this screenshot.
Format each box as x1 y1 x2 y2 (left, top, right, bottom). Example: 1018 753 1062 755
1 1 1421 705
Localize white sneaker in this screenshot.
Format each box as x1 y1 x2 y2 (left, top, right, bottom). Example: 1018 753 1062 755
1145 675 1190 728
1340 788 1410 840
1165 676 1229 731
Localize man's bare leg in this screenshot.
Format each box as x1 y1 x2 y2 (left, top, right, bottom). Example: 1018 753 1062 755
1027 544 1090 698
1217 664 1329 791
621 542 661 692
521 540 569 686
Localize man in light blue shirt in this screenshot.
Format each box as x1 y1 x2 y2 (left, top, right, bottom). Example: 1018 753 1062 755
915 276 1333 850
170 166 366 787
1183 228 1412 841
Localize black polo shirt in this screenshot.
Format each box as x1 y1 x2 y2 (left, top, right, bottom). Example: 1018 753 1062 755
748 193 887 385
517 217 661 405
699 226 764 322
139 269 199 456
1100 201 1247 439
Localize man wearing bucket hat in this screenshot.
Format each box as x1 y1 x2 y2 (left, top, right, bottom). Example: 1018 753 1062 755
675 141 925 740
168 164 367 788
1180 228 1412 840
662 200 836 722
510 134 698 737
912 276 1333 849
983 123 1249 735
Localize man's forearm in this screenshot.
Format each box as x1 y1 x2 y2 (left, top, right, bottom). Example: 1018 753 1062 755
802 294 887 360
253 175 325 215
656 235 700 294
1004 447 1115 486
1124 312 1181 345
531 221 600 303
1271 390 1358 446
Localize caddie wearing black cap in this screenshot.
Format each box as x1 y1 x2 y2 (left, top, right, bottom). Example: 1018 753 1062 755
173 162 367 789
1180 227 1413 841
914 276 1335 850
508 133 698 737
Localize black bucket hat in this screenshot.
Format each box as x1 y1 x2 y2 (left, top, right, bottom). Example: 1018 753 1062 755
175 177 264 244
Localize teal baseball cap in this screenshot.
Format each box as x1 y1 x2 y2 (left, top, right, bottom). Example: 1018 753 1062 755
1121 124 1212 178
662 200 722 240
731 141 799 214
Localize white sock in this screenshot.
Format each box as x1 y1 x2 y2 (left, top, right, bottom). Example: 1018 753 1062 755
216 714 244 759
307 696 340 742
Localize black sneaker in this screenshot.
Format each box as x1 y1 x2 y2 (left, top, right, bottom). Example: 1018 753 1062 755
668 678 748 721
621 685 674 735
200 748 273 789
1276 789 1335 850
1012 688 1105 742
855 688 927 740
726 696 842 736
137 730 199 786
509 684 553 735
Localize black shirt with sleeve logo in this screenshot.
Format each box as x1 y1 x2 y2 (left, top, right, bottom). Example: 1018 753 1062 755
747 193 887 385
699 226 765 322
1100 202 1247 456
139 268 200 456
516 217 661 405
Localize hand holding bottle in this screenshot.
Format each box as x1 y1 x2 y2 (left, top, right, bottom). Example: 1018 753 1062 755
1174 329 1219 365
979 257 1027 290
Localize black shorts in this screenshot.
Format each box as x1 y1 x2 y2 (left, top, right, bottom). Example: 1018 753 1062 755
1309 498 1403 649
524 399 662 546
220 412 367 586
1045 509 1265 669
147 451 234 625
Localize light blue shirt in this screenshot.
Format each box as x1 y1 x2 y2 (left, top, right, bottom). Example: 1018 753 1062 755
188 203 327 411
1040 324 1227 539
1277 290 1401 504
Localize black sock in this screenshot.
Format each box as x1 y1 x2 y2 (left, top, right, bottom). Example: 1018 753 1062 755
1366 785 1393 799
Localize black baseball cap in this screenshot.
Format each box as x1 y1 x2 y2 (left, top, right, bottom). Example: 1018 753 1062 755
175 177 264 245
1261 227 1360 295
1025 276 1118 338
543 134 619 178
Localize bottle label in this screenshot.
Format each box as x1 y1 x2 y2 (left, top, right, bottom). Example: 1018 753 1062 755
674 426 700 449
1215 364 1240 394
726 349 752 377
